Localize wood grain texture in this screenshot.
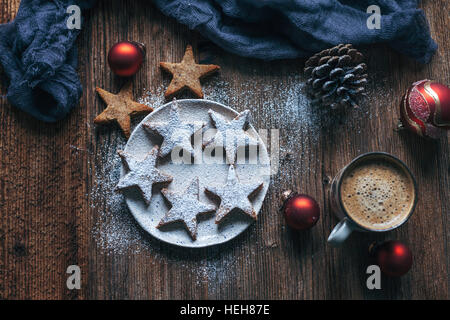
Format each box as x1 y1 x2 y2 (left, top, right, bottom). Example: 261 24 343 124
0 0 448 300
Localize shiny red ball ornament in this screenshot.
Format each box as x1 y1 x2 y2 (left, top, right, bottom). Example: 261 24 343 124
370 240 413 277
108 41 145 77
399 79 450 139
281 190 320 230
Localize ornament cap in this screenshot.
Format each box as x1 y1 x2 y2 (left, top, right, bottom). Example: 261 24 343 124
130 41 146 58
395 119 404 131
281 189 294 202
368 241 378 256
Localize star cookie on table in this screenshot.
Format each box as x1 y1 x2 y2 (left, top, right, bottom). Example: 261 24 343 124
94 81 152 138
115 145 173 205
205 109 258 164
205 165 263 224
160 44 220 99
157 177 217 240
143 100 201 158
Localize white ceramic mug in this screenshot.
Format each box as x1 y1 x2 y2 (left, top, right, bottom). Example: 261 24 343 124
327 152 418 246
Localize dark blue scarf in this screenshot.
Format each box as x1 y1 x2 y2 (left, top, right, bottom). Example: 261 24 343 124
0 0 437 122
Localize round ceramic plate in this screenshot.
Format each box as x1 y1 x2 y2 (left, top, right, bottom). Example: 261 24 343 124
121 99 271 248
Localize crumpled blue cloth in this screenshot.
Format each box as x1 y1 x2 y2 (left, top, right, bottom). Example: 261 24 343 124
154 0 437 62
0 0 437 122
0 0 95 122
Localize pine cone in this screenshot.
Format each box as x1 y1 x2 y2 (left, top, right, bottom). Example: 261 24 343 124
304 44 367 109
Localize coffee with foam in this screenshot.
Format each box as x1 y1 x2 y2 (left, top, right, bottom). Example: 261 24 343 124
340 159 415 230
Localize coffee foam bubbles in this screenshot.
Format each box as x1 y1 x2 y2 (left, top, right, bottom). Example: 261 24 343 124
340 160 414 230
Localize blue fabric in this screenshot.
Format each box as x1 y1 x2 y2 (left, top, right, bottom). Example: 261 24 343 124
0 0 95 122
0 0 437 122
154 0 437 62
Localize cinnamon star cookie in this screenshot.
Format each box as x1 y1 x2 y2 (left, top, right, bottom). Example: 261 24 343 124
116 145 173 205
205 109 258 164
157 177 216 240
205 165 263 224
94 81 152 138
160 45 220 99
143 99 201 158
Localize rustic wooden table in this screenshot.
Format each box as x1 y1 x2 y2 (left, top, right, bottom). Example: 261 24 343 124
0 0 448 300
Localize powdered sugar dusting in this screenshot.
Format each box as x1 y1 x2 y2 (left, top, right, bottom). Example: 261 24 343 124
90 140 148 254
91 73 374 286
89 106 243 288
138 86 166 110
203 75 322 180
196 254 237 287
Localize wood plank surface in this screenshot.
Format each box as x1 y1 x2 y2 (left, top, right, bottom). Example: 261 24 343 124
0 0 448 299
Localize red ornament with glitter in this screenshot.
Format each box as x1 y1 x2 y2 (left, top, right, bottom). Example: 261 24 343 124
370 240 413 277
281 190 320 230
108 41 145 77
399 79 450 139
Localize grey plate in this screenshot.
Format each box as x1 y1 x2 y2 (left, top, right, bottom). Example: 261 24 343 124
121 99 271 248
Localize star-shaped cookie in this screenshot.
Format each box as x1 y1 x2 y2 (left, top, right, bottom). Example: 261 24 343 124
205 165 263 224
205 109 258 164
94 81 153 138
116 145 173 205
160 45 220 99
143 100 200 158
157 177 217 240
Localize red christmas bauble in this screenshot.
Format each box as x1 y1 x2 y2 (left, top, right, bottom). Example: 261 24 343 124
399 79 450 138
108 41 145 77
281 191 320 230
371 240 413 277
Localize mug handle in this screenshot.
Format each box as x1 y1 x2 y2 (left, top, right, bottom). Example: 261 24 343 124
327 218 354 246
